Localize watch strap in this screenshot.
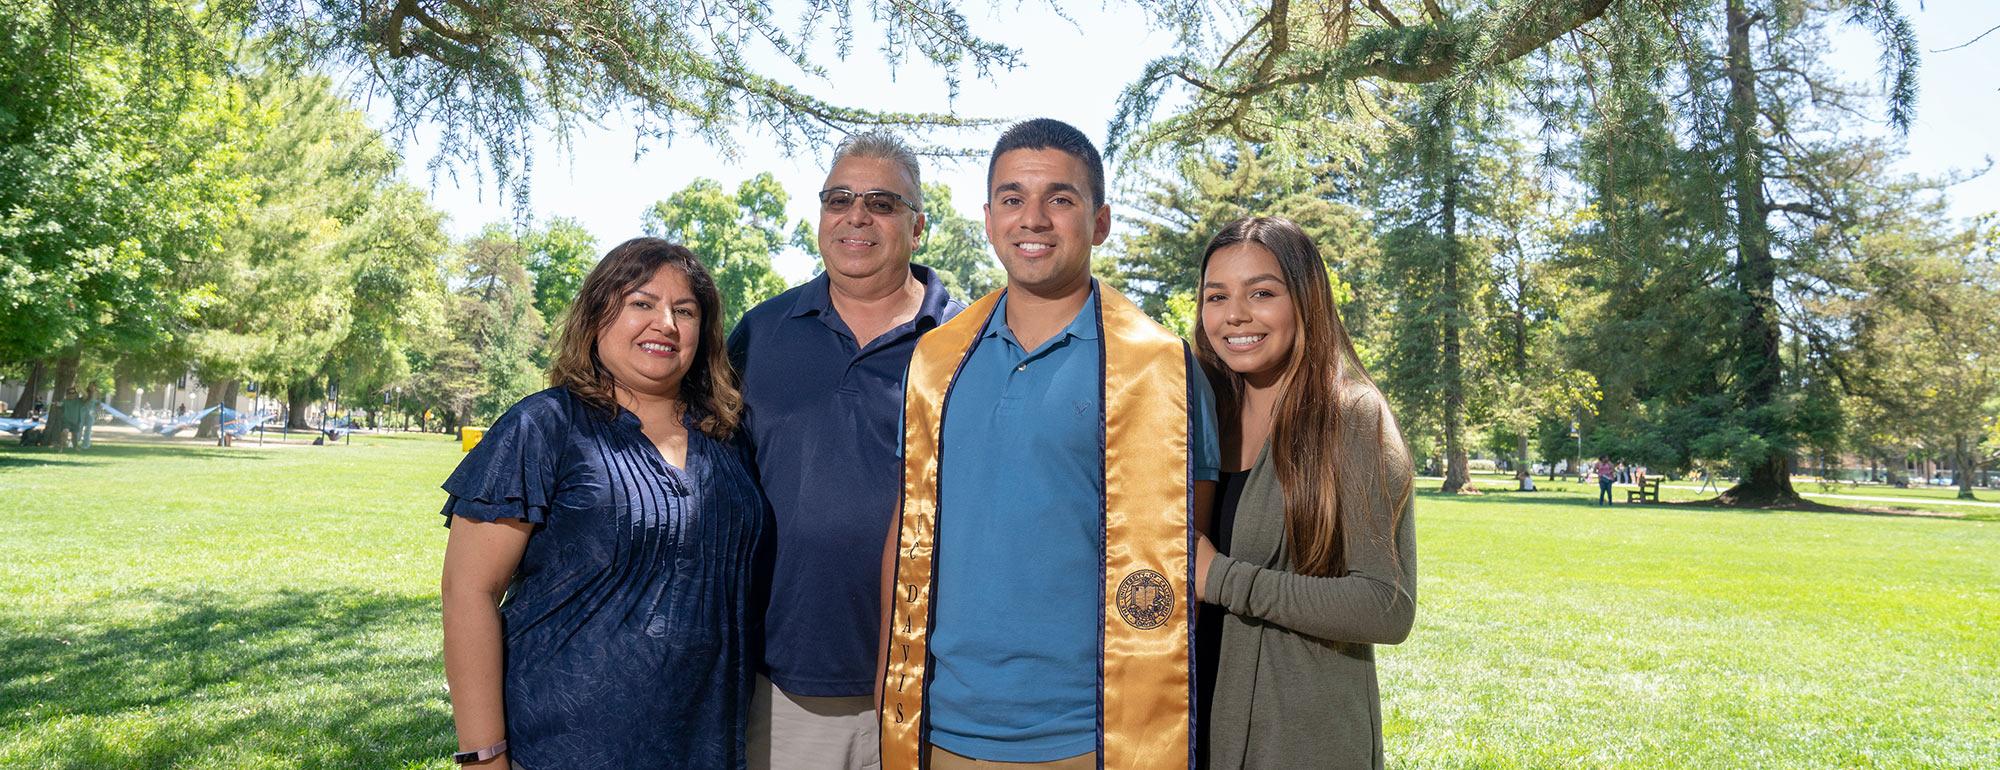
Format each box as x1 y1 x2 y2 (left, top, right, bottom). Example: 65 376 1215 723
452 738 507 764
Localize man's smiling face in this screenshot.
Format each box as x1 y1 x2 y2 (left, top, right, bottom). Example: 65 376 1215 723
817 155 925 284
984 147 1109 300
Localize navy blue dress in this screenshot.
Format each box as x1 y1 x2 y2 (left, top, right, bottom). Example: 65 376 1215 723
440 387 764 770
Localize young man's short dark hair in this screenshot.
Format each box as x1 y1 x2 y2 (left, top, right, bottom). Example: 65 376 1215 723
986 118 1106 207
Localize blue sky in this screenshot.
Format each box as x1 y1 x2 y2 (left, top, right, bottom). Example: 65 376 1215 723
384 3 1999 284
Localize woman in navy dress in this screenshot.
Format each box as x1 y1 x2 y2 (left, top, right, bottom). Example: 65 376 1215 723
440 238 764 769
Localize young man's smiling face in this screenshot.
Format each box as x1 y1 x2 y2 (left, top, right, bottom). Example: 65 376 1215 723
984 147 1110 301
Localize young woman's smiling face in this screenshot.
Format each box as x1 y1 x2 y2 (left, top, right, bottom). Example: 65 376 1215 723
595 264 701 400
1201 241 1298 387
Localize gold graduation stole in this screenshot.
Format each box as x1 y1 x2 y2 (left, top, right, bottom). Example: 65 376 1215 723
881 280 1195 770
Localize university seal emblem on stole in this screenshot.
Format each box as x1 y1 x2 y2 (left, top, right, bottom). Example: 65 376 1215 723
1116 569 1174 630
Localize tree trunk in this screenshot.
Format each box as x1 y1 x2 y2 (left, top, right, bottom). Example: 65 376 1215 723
112 372 138 415
11 359 46 419
1436 95 1471 494
196 379 240 438
1512 257 1531 485
287 381 316 430
1957 434 1977 499
43 352 82 450
1717 0 1800 506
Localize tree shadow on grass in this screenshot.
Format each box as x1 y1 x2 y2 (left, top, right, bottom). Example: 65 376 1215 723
1417 489 1618 511
0 589 449 769
0 453 83 471
0 442 269 471
1421 488 1982 522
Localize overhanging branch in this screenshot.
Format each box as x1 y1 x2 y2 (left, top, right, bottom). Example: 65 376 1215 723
1353 0 1615 83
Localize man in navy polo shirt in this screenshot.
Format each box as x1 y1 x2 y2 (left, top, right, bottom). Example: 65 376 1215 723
729 131 964 770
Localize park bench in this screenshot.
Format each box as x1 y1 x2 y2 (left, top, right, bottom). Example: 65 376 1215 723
1627 477 1662 504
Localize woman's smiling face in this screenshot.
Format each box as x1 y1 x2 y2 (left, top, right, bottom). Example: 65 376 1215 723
1200 241 1298 386
595 264 701 400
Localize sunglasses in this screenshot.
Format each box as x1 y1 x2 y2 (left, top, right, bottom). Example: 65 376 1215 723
818 187 922 216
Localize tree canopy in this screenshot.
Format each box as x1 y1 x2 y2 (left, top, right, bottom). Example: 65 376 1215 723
4 0 1995 502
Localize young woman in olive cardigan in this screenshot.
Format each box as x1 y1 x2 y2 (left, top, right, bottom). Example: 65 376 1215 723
1192 217 1417 770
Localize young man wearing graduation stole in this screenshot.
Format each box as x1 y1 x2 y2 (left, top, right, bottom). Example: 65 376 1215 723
878 118 1221 770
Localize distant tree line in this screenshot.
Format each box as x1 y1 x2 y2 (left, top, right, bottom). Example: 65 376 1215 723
4 0 1996 502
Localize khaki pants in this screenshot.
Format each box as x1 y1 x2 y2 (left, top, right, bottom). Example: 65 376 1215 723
749 675 881 770
927 746 1097 769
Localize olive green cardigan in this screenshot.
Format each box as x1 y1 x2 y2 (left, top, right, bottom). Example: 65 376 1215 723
1201 393 1418 770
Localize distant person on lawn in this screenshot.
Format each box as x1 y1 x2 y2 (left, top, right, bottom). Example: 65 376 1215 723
438 239 764 769
59 389 93 450
1595 455 1616 505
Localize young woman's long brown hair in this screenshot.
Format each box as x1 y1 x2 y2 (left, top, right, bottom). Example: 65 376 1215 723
1193 217 1413 577
547 238 743 438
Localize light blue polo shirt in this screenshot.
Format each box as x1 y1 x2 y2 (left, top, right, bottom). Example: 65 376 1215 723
927 289 1220 762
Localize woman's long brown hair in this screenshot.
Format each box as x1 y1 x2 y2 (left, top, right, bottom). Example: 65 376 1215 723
547 238 742 438
1193 217 1413 577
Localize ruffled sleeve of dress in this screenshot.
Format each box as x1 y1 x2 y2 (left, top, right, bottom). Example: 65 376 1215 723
438 389 569 526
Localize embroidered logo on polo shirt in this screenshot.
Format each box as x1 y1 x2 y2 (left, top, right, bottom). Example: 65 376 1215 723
1116 569 1174 630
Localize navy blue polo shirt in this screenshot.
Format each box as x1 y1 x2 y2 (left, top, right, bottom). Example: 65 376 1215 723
728 265 963 697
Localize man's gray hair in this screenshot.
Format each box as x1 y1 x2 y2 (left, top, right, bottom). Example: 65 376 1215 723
831 131 924 211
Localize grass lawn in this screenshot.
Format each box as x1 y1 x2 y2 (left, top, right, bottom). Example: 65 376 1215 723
0 432 460 769
3 434 1997 768
1385 491 1998 767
